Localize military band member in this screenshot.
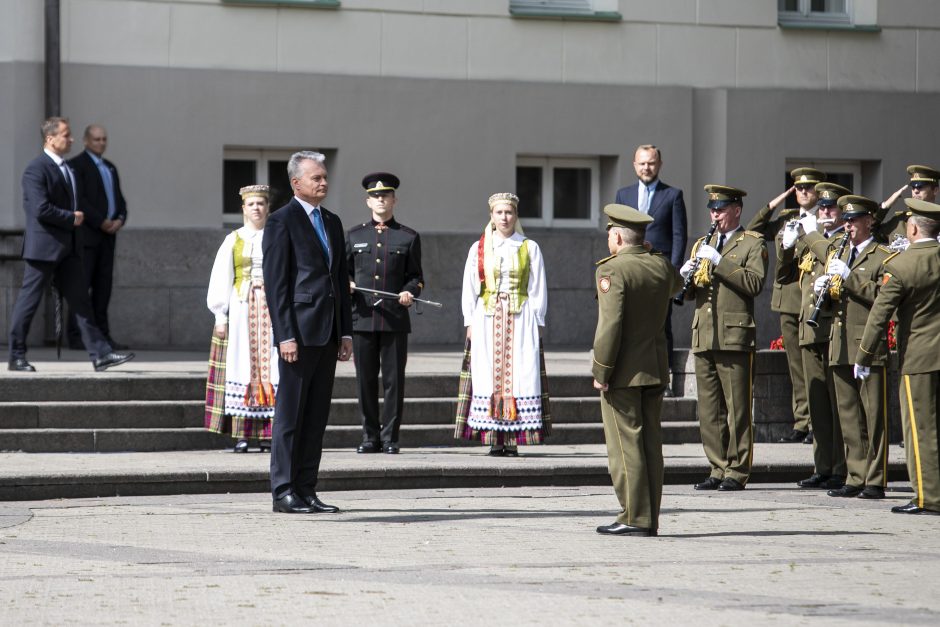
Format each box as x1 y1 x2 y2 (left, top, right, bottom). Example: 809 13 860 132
778 182 848 490
856 199 940 516
346 172 424 454
875 165 940 245
748 168 827 444
806 195 890 499
593 204 682 536
683 185 767 492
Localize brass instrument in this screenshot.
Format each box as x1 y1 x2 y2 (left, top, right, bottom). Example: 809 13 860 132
673 222 719 306
806 231 851 328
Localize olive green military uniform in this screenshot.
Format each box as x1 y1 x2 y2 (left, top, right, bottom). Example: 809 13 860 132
805 227 891 490
874 165 940 246
857 224 940 512
687 227 768 485
748 203 809 433
593 210 682 531
778 224 847 480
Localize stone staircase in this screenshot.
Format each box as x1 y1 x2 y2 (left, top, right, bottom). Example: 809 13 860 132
0 372 701 453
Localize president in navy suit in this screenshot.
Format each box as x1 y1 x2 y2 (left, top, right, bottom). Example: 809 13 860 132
7 117 133 373
263 151 353 514
614 145 688 387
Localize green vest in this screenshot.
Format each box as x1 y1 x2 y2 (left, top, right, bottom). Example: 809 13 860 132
481 239 530 315
232 232 252 300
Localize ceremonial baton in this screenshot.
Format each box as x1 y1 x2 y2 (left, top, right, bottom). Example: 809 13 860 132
352 286 443 308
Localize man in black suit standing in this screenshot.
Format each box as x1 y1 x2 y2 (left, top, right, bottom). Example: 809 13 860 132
67 124 128 349
7 117 133 372
615 145 688 393
263 151 353 514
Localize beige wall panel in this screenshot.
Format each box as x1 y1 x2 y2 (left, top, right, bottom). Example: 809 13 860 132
65 0 170 67
617 0 697 25
736 29 828 89
697 0 776 28
168 4 277 71
657 25 737 88
0 63 44 230
562 22 657 85
380 13 468 79
0 0 43 63
468 17 563 82
916 29 940 92
423 0 507 17
878 0 940 28
342 0 424 11
828 29 916 91
277 9 381 75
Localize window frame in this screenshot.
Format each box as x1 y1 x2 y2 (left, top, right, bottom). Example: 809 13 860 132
778 0 853 28
509 0 621 22
516 155 600 229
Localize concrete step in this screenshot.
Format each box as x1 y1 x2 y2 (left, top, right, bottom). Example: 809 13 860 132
0 421 702 453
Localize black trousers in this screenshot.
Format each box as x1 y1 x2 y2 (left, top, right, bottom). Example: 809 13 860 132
269 342 338 498
664 302 674 372
353 331 408 445
8 256 111 360
67 237 116 343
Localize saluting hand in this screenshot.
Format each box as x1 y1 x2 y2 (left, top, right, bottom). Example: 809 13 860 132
882 185 908 209
768 186 795 210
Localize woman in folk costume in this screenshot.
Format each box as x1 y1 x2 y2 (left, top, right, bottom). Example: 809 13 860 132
455 192 551 456
205 185 279 453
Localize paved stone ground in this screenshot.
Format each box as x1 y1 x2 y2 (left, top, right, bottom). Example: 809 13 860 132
1 484 937 626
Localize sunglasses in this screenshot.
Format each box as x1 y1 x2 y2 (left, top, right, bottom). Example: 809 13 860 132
794 185 814 192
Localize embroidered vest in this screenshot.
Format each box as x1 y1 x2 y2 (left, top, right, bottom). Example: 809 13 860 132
480 238 530 315
232 232 253 301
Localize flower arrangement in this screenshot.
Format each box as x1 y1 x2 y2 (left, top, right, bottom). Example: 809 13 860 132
887 320 897 351
770 335 784 350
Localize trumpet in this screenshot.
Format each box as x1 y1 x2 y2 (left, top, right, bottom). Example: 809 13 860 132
806 231 851 328
673 222 718 306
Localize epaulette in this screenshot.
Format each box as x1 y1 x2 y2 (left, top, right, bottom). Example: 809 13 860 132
883 251 900 265
595 254 616 266
876 245 893 255
743 230 764 239
779 208 799 218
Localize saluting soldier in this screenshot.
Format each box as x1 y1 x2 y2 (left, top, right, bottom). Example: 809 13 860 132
805 194 891 499
346 172 424 454
875 165 940 245
778 182 848 490
855 198 940 516
682 185 768 492
593 204 682 536
748 168 827 444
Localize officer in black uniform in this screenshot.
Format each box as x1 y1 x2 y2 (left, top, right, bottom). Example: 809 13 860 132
346 172 424 454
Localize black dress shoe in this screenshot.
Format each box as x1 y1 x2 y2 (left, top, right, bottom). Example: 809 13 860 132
778 429 808 443
797 473 828 488
233 440 249 453
503 446 519 457
596 522 656 536
383 443 400 454
718 478 745 491
891 502 940 515
858 486 885 499
8 358 36 372
827 484 862 497
821 476 846 490
259 440 271 453
803 432 814 444
357 442 381 454
272 493 314 514
93 351 135 372
488 446 505 457
297 493 340 513
694 477 722 491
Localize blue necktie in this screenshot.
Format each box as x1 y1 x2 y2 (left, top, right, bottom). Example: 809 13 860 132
311 207 331 263
639 184 649 213
94 158 117 218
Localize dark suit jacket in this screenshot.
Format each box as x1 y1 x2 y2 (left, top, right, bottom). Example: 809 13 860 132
615 180 688 267
262 198 352 348
68 150 127 247
21 153 81 263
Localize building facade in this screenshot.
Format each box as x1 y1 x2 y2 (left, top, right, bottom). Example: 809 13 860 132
1 0 938 349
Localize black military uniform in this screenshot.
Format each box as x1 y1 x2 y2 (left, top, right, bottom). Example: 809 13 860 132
346 173 424 453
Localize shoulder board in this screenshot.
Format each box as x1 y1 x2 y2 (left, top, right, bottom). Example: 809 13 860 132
876 245 893 255
743 230 763 239
779 209 798 218
882 251 900 265
595 254 616 266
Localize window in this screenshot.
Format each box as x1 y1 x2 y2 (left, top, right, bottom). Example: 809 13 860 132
222 148 336 224
510 0 621 21
516 156 599 227
783 160 861 210
778 0 852 27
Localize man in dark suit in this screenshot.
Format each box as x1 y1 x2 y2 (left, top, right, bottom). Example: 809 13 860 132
263 151 353 514
7 117 133 372
67 124 128 349
614 145 688 391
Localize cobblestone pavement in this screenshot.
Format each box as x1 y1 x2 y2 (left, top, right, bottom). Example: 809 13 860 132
1 484 937 626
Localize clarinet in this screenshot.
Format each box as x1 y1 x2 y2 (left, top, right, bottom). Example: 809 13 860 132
806 231 851 328
673 222 719 306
